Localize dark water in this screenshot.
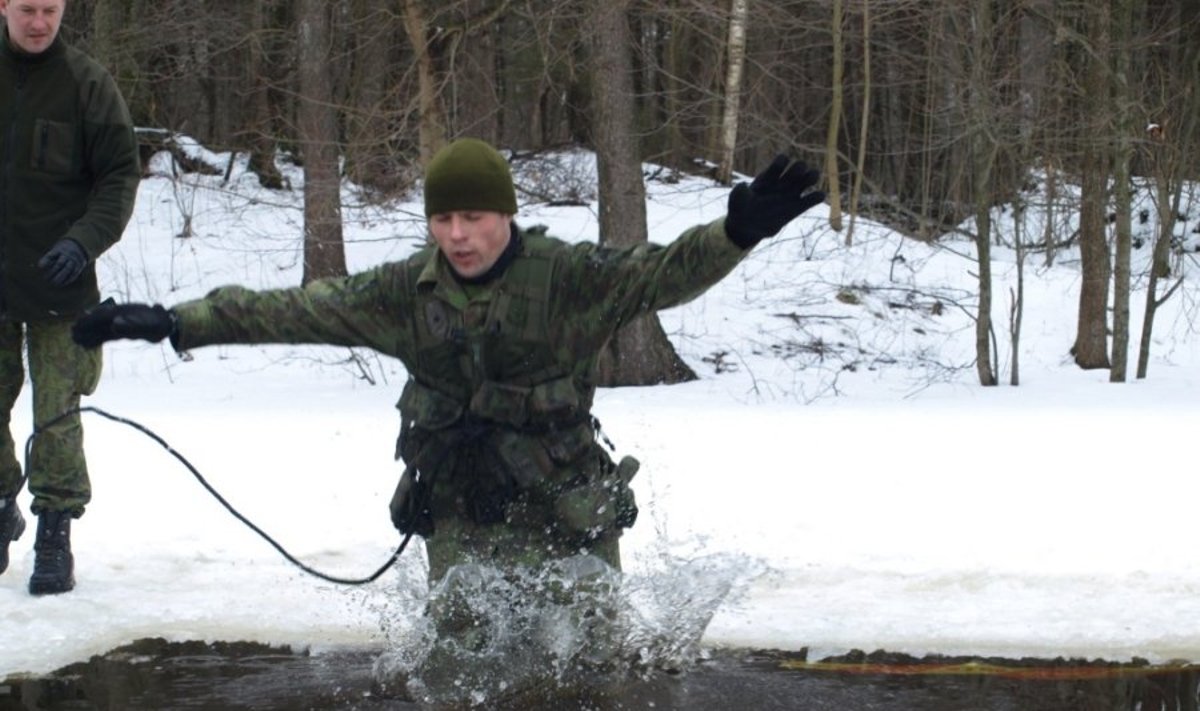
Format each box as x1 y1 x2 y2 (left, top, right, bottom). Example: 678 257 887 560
2 639 1197 711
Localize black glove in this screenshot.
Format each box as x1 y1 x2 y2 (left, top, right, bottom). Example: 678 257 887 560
38 239 89 287
725 155 826 249
72 300 177 349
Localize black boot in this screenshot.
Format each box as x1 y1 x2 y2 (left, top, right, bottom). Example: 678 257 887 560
0 496 25 575
29 510 74 595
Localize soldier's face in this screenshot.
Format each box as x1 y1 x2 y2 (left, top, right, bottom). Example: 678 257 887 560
1 0 65 55
429 210 513 279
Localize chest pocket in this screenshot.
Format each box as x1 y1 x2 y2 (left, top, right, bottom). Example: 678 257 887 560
31 119 77 175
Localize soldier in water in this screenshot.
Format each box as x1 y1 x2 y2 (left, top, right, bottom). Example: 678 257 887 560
72 138 823 692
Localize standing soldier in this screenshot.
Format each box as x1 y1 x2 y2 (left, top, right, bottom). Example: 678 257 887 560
72 137 820 591
0 0 141 595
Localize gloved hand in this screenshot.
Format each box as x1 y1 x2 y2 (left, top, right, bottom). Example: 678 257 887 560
725 155 826 249
71 300 177 348
38 239 89 287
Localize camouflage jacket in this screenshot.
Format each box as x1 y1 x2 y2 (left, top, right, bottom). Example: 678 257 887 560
173 218 747 526
0 30 140 321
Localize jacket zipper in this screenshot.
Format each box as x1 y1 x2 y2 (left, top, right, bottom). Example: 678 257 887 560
37 120 48 171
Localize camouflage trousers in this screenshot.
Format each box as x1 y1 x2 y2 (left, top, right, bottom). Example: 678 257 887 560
0 319 102 516
424 502 622 586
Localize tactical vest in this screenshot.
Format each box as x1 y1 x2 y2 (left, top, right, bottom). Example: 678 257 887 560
395 230 598 492
390 229 639 537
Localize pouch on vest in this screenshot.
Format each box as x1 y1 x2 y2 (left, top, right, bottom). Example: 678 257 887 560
469 374 581 429
470 380 530 427
553 455 640 541
390 468 434 537
527 375 581 425
491 429 553 489
395 379 464 462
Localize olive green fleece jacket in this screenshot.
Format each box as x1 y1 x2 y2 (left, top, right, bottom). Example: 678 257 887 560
0 29 140 321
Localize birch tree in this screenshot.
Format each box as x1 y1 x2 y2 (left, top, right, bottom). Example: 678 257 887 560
716 0 749 184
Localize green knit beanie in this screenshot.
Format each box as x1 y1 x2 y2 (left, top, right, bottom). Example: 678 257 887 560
423 138 518 217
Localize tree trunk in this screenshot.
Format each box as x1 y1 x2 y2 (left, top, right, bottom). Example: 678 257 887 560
662 4 690 168
298 0 346 284
1137 0 1199 378
1010 208 1025 386
403 0 448 164
454 0 502 143
92 0 148 121
1073 2 1112 370
1018 0 1056 265
824 0 844 232
716 0 748 185
1136 176 1171 379
846 0 871 246
589 0 696 387
344 0 398 194
1109 0 1138 383
969 0 997 385
243 0 284 190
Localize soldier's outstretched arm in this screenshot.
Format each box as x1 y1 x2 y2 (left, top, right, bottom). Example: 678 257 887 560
556 154 825 333
73 265 409 354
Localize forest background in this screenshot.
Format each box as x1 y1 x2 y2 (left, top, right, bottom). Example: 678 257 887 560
58 0 1200 387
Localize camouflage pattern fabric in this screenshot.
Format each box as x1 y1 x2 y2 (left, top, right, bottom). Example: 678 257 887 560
425 509 622 585
172 218 748 576
0 319 101 515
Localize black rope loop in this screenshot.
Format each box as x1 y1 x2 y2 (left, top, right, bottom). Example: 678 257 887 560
23 406 409 586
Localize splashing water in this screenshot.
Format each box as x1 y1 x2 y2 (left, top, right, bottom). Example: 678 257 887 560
371 550 764 707
621 551 762 672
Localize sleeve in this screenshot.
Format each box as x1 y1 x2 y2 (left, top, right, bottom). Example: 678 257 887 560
65 67 140 259
171 263 412 357
552 217 749 335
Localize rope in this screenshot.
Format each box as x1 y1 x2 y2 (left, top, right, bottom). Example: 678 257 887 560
23 406 410 586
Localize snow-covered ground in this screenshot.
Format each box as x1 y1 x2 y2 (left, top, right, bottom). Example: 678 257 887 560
3 145 1199 677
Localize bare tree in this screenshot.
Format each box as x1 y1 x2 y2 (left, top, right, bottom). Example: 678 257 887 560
589 0 696 386
1137 0 1199 378
1073 1 1113 370
824 0 845 232
716 0 749 184
344 1 404 194
297 0 346 284
967 0 997 385
403 0 449 164
845 0 871 246
241 0 285 189
1108 0 1141 382
1017 0 1059 267
62 0 1200 389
